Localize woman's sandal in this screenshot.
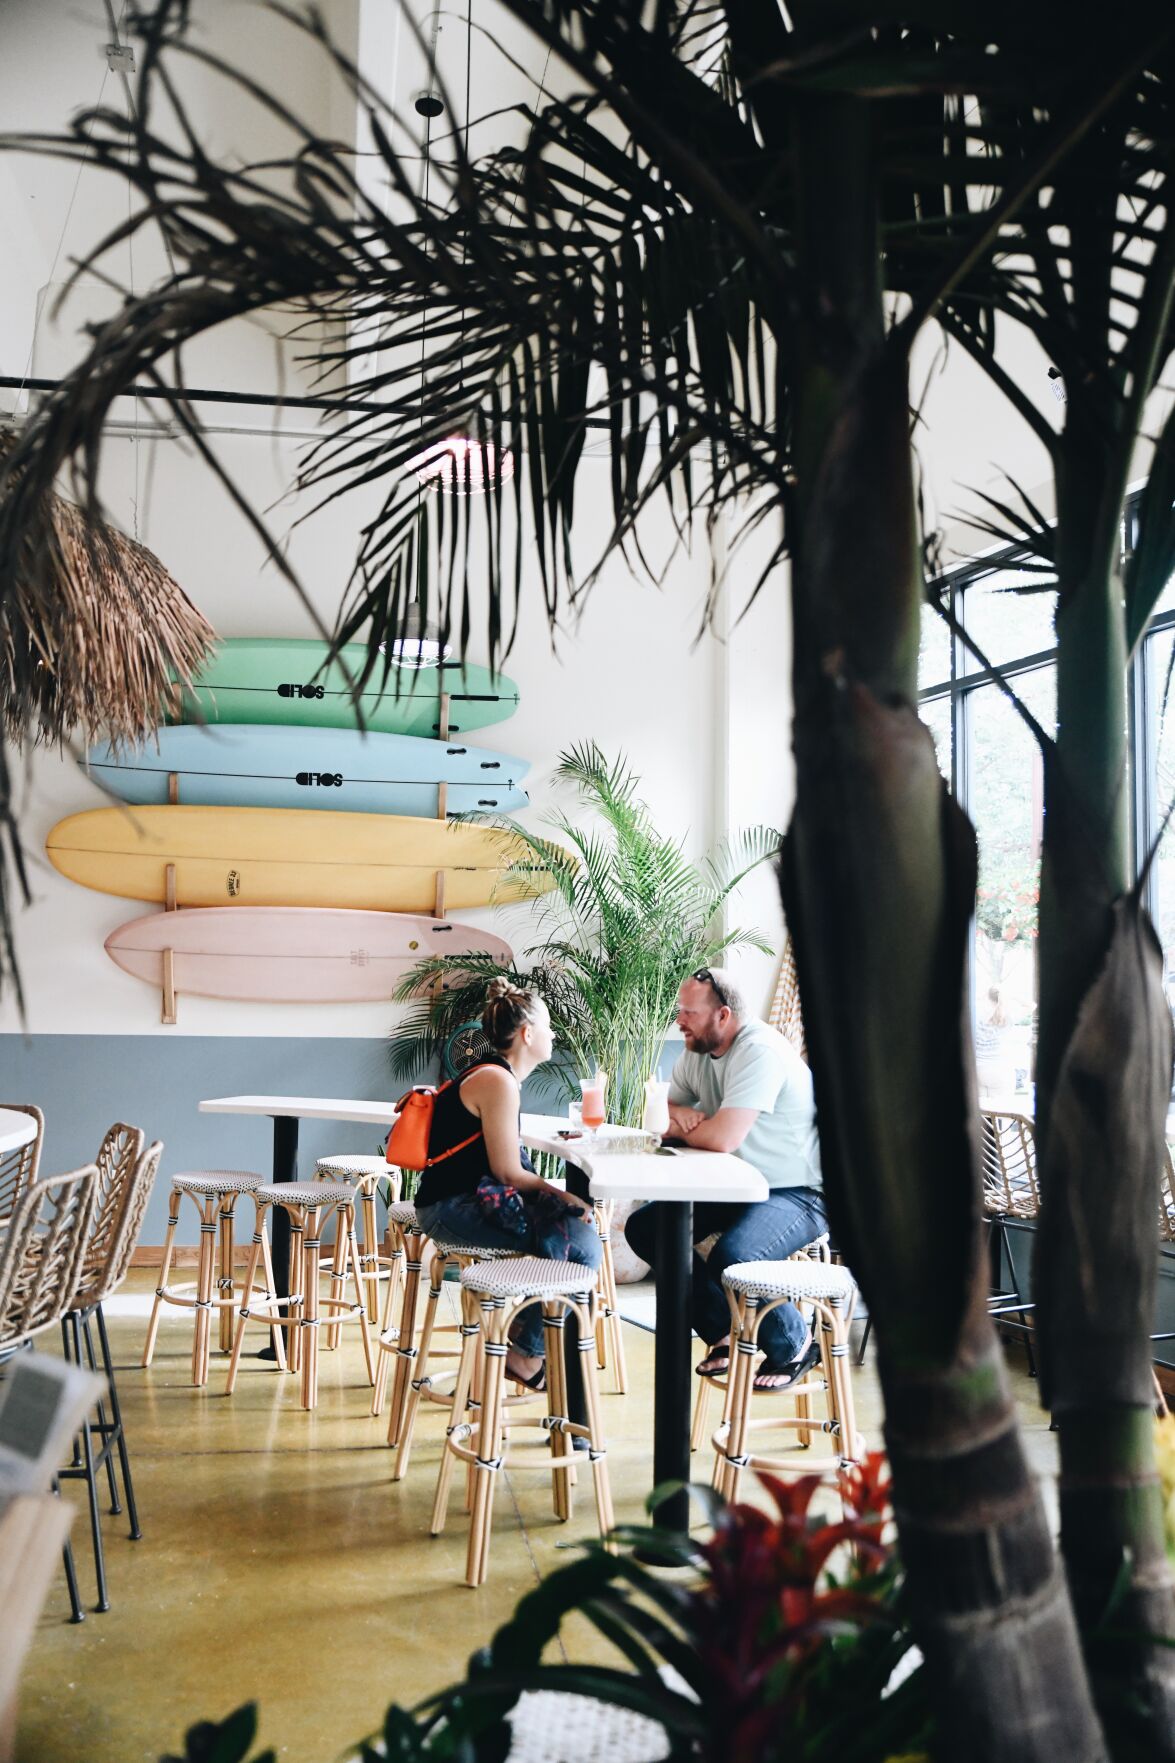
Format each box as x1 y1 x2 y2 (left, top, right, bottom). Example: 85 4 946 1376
752 1337 821 1392
696 1342 731 1378
507 1357 547 1393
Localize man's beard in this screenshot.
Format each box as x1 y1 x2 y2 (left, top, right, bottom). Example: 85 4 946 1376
685 1025 722 1055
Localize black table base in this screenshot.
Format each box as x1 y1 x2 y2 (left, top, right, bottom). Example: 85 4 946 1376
258 1114 299 1360
651 1199 693 1534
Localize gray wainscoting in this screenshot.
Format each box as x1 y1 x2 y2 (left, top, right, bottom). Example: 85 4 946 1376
0 1035 424 1248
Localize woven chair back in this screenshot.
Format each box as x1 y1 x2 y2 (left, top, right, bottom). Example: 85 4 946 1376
77 1135 161 1309
73 1123 146 1307
767 935 807 1062
0 1163 99 1347
0 1102 44 1227
979 1111 1040 1220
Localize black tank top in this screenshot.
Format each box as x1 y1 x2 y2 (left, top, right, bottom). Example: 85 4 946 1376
415 1055 516 1207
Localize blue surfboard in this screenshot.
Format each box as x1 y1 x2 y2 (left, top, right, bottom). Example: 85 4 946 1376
84 725 530 817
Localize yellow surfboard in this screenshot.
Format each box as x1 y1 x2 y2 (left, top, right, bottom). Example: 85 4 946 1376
46 806 555 913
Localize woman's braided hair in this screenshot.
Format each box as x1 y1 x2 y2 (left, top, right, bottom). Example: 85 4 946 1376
482 976 543 1051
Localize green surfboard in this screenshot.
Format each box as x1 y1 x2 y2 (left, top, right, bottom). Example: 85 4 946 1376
173 638 519 737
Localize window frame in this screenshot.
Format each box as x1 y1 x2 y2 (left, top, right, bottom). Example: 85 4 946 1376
919 492 1174 1023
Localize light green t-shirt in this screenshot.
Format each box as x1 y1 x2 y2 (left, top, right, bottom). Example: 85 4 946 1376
669 1018 822 1191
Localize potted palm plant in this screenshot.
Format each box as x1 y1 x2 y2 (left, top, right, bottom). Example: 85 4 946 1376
388 742 780 1135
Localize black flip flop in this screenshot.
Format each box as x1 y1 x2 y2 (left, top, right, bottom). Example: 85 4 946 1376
753 1337 821 1392
696 1345 731 1379
507 1359 547 1393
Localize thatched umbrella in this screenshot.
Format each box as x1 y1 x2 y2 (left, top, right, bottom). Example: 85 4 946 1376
0 435 214 748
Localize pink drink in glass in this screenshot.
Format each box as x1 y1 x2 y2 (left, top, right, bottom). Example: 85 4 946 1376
580 1075 607 1132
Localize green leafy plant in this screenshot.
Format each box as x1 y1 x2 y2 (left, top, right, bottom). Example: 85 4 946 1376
388 743 779 1128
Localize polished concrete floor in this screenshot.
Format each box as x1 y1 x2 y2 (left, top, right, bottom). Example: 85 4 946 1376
17 1272 1058 1763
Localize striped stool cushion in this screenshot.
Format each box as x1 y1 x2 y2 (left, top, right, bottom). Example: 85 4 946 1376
255 1181 359 1208
386 1201 418 1228
173 1171 263 1196
433 1239 526 1263
315 1154 389 1181
506 1689 669 1762
722 1260 856 1303
461 1256 597 1300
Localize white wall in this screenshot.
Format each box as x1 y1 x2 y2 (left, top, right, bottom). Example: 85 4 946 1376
1 0 1099 1053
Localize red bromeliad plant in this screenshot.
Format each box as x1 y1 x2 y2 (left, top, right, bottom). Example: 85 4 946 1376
691 1459 882 1748
391 1455 931 1763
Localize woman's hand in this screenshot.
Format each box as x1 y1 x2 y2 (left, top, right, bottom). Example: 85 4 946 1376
544 1179 592 1217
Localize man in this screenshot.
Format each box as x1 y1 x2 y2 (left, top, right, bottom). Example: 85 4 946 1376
625 965 826 1390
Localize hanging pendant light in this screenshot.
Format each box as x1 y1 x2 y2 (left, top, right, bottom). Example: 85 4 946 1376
411 434 515 495
383 595 452 670
406 5 513 502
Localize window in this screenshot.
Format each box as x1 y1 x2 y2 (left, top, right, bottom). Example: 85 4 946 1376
921 515 1174 1098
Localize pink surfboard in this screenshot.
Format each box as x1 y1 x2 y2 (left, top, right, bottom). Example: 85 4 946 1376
104 907 512 1005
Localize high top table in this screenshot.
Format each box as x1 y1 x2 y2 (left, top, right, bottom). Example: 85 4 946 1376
521 1114 767 1532
199 1096 400 1322
0 1109 38 1158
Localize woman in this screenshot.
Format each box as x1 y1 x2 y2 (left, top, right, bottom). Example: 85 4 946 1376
414 977 602 1390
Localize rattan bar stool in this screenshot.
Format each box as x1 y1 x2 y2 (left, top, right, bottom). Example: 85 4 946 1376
392 1234 531 1481
432 1256 614 1587
527 1148 626 1394
592 1199 628 1394
690 1235 830 1457
370 1201 426 1436
141 1171 271 1385
225 1182 374 1409
314 1154 402 1343
712 1258 863 1505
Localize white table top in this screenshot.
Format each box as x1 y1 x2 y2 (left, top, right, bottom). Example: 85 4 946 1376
0 1109 37 1157
199 1095 400 1127
520 1113 767 1204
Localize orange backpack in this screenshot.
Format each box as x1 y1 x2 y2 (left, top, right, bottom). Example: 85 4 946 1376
386 1067 490 1171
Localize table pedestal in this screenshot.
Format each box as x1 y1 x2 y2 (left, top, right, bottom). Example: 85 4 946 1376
259 1115 299 1360
652 1200 693 1534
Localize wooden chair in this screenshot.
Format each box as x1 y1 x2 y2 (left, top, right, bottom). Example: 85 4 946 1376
58 1127 156 1612
431 1256 614 1587
313 1154 401 1346
0 1103 43 1228
711 1257 863 1505
141 1170 270 1385
225 1182 374 1409
0 1162 99 1622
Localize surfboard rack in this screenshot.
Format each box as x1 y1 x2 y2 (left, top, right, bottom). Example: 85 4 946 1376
162 863 178 1025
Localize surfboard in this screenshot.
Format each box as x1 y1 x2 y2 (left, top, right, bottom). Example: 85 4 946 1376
173 639 519 737
84 725 530 816
46 806 556 913
104 908 513 1004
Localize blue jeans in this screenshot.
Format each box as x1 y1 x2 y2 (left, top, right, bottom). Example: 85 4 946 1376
416 1191 603 1358
624 1187 827 1366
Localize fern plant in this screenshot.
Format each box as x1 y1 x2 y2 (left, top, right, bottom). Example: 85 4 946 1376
389 743 780 1128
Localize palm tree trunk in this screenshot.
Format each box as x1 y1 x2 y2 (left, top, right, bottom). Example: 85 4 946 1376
780 94 1106 1762
1034 429 1175 1759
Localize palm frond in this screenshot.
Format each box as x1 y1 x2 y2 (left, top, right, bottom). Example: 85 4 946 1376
389 745 776 1124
